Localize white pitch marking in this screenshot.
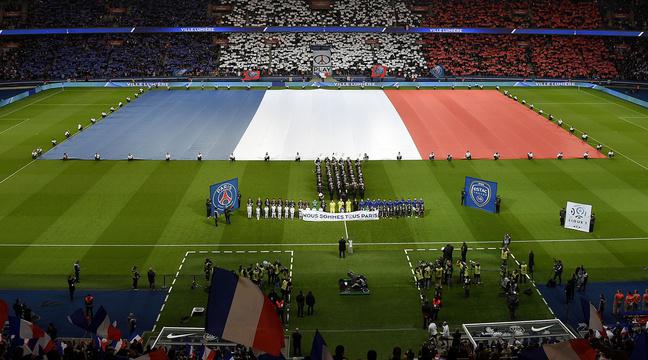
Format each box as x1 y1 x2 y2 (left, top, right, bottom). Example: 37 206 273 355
0 118 30 135
0 160 36 185
0 89 62 119
639 32 644 37
131 27 135 33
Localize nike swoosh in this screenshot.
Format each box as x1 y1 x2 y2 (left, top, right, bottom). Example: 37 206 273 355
166 333 197 339
531 325 554 332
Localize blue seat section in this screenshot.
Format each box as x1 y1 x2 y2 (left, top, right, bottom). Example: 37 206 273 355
42 90 265 160
0 290 165 338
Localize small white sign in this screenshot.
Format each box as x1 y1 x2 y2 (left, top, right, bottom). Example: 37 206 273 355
564 201 592 232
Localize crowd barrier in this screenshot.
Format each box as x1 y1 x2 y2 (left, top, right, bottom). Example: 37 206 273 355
2 80 647 110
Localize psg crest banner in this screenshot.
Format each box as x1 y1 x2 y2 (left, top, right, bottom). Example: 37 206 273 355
243 69 261 81
564 201 592 232
371 64 387 78
302 210 379 222
210 178 239 215
463 176 498 213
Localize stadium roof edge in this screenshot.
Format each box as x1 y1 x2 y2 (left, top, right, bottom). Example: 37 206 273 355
0 26 645 37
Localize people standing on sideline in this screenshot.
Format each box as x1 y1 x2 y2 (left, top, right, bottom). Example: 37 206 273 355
598 293 606 321
131 266 141 289
460 189 466 205
613 289 624 316
147 268 156 289
128 313 137 335
528 251 535 280
338 237 347 258
292 328 302 356
560 208 566 226
296 290 305 317
84 293 94 318
552 260 563 285
205 198 211 218
214 209 218 226
74 260 81 283
67 274 76 301
224 206 232 224
306 291 315 315
461 242 468 263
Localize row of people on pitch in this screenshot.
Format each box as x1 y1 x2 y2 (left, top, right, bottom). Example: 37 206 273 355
246 198 323 220
360 198 425 218
612 289 648 315
426 150 614 161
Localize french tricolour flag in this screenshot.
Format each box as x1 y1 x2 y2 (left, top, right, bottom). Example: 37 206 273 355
134 348 168 360
520 339 596 360
206 268 284 356
202 346 217 360
580 299 606 337
310 330 334 360
9 317 46 339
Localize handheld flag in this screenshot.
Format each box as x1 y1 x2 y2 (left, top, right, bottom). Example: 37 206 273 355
243 70 261 81
67 308 90 332
205 268 284 356
463 176 498 213
630 332 647 360
209 178 239 215
310 330 334 360
580 299 605 337
519 339 595 360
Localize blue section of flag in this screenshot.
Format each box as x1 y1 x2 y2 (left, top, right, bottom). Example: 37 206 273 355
310 330 331 360
67 308 89 332
209 178 239 215
205 268 239 337
463 176 498 213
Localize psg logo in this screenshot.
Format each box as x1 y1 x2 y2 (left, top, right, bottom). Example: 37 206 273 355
373 66 385 75
247 71 258 78
213 183 237 209
469 181 492 208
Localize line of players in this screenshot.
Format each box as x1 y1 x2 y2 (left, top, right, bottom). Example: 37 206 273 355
318 157 366 201
245 197 425 219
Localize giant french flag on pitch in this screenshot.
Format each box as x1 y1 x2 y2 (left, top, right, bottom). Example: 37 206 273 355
205 267 284 356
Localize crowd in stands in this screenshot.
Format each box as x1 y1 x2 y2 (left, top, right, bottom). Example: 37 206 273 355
220 0 420 27
1 0 648 30
0 34 219 80
218 33 425 78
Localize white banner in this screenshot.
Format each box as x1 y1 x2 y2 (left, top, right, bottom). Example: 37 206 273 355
564 201 592 232
312 49 332 75
302 210 379 222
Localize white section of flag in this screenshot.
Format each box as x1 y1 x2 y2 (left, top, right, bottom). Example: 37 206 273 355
232 90 421 160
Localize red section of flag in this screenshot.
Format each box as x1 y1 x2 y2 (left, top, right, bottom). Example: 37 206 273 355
252 296 285 356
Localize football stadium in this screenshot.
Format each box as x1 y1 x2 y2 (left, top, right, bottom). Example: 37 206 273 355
1 1 648 359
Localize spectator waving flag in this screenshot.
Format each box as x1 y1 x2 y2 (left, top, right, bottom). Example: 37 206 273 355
580 299 606 337
205 267 284 356
371 64 387 78
519 339 596 360
243 70 261 81
310 330 334 360
68 306 121 340
8 317 55 354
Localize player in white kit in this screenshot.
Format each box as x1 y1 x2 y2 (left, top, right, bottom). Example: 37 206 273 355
247 202 252 219
289 204 295 219
271 200 277 219
284 201 290 218
264 203 269 219
277 200 283 220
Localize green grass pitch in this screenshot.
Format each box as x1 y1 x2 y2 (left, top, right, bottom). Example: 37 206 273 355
0 86 647 358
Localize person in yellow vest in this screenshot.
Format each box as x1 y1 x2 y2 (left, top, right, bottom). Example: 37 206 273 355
329 200 336 213
520 262 528 283
501 248 510 268
434 265 444 288
415 267 423 289
345 199 352 213
474 262 481 284
424 265 432 289
337 199 344 213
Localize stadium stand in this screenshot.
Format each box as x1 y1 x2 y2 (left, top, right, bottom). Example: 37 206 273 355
218 33 425 78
